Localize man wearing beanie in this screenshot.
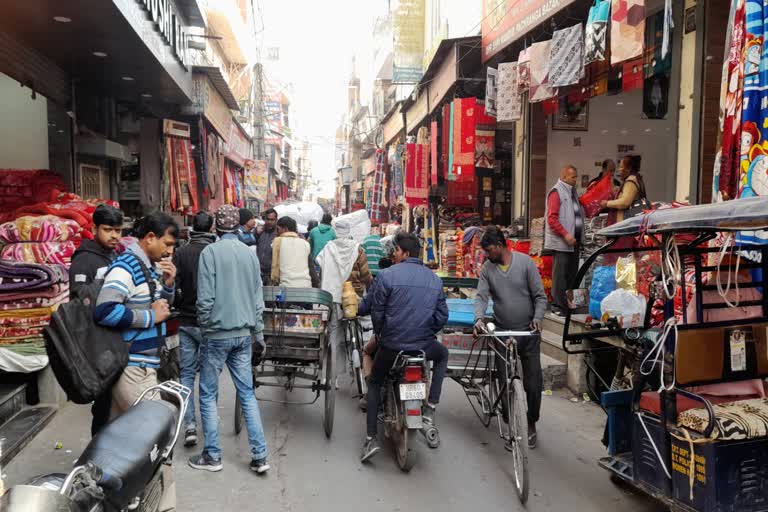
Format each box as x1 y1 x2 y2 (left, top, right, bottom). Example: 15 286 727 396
189 205 270 474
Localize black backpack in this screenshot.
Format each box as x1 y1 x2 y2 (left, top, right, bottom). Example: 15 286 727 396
44 256 157 404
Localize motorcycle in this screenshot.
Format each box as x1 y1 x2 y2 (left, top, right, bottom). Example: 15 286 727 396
1 381 190 512
380 351 440 472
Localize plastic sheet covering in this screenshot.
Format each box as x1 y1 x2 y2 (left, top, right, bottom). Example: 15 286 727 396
598 196 768 237
0 348 48 373
274 202 325 234
332 210 371 243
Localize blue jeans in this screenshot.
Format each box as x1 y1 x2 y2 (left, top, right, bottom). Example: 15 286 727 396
179 326 204 429
199 335 267 461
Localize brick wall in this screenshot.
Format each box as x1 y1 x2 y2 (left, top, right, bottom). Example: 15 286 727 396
698 0 729 203
529 102 549 219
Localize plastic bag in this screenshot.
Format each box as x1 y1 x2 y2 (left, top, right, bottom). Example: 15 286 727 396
615 255 637 292
579 173 614 218
274 202 324 234
600 289 646 327
589 266 616 318
333 210 371 243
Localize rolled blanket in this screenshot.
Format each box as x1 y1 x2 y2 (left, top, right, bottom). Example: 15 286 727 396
0 215 80 243
0 283 68 302
0 260 68 291
1 241 76 266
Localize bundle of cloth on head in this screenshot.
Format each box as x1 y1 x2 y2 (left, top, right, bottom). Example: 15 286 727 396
316 218 360 303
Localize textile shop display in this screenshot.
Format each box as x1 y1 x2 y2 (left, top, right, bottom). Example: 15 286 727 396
529 41 556 102
164 136 199 212
223 161 244 207
497 62 522 122
486 67 498 117
205 129 222 199
0 260 67 292
529 217 546 256
1 242 76 266
0 215 80 243
441 104 451 180
451 98 477 182
405 131 429 207
518 48 531 93
368 149 387 224
0 169 66 212
389 144 405 199
430 122 439 187
475 103 496 169
549 24 585 88
0 284 68 311
610 0 646 65
585 0 611 64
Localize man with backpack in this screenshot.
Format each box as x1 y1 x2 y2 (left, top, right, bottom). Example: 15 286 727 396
172 211 216 448
94 211 179 418
68 204 123 436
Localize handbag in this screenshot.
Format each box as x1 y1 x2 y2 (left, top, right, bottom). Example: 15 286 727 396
623 176 651 219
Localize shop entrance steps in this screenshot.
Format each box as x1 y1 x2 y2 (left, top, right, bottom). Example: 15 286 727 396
0 382 57 466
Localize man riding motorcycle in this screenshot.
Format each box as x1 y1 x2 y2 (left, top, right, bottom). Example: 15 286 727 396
359 233 449 462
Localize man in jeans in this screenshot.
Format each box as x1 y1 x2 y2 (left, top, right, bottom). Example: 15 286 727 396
360 233 449 462
473 229 547 448
189 205 269 474
172 211 216 447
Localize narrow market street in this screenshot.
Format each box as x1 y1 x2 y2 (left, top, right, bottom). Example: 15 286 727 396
5 374 661 512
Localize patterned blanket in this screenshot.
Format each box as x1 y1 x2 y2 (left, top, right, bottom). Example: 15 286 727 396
678 397 768 440
0 215 80 243
0 260 68 291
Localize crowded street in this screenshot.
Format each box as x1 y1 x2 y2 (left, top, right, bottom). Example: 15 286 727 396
5 375 660 512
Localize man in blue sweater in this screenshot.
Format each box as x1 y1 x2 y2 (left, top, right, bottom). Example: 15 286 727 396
189 205 269 475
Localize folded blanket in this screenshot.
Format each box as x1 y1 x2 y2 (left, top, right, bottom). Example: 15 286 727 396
1 241 76 266
0 260 68 291
0 215 80 243
0 326 45 338
0 283 68 302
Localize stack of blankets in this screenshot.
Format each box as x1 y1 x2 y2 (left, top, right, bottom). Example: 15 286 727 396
0 260 68 356
0 215 81 266
439 230 458 275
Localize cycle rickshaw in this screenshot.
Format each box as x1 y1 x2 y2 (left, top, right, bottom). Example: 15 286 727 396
235 286 336 438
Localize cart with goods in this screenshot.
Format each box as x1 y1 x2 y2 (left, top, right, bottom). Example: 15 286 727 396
561 197 768 512
234 287 336 438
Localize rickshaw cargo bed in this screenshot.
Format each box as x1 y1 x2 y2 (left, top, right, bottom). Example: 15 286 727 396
262 309 328 337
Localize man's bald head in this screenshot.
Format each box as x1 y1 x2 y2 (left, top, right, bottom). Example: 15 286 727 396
560 165 578 186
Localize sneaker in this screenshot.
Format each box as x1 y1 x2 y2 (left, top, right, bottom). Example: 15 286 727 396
423 403 437 427
360 436 380 462
188 452 222 472
184 428 198 447
250 458 270 474
528 422 538 449
126 497 140 510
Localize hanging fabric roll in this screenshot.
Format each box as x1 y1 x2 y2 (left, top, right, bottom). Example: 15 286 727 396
585 0 611 64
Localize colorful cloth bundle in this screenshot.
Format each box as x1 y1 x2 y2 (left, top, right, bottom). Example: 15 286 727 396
368 149 388 224
0 260 67 292
0 306 56 354
0 169 66 212
0 283 68 311
0 215 80 243
1 241 76 266
405 142 429 207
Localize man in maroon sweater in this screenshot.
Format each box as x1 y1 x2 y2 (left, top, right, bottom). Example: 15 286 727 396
544 166 583 315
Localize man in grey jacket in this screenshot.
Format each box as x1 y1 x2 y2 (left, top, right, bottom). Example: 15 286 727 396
474 229 547 449
188 205 269 475
545 165 584 316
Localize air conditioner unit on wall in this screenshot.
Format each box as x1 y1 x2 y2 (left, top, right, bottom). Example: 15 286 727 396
80 164 109 199
163 119 191 138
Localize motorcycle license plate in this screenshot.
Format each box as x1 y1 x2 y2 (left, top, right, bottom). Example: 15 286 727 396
399 383 426 400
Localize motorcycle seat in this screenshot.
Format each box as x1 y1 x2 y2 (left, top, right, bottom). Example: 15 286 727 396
77 399 178 506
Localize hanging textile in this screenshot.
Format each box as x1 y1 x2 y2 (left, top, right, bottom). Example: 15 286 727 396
610 0 646 65
549 25 585 88
405 142 428 207
198 119 209 198
622 59 644 92
529 41 556 102
661 0 674 59
486 67 498 117
497 62 522 122
430 121 438 186
442 103 451 180
390 144 405 198
518 48 531 94
446 180 476 208
585 0 611 64
644 10 673 78
448 102 456 181
452 97 477 182
423 209 437 265
713 0 745 202
369 149 387 224
475 103 496 169
165 136 199 212
205 131 221 198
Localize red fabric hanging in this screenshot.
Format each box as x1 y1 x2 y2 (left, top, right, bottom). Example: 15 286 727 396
405 143 428 206
622 59 644 92
452 97 476 183
442 103 451 180
430 121 438 186
446 180 476 208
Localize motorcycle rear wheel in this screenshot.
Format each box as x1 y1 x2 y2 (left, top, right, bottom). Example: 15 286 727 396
395 428 417 472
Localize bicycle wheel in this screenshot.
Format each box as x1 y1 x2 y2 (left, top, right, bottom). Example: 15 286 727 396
506 378 529 504
351 321 366 398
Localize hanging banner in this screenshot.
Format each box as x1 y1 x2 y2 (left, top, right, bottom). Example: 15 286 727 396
245 160 268 201
393 0 426 83
481 0 576 63
486 67 498 117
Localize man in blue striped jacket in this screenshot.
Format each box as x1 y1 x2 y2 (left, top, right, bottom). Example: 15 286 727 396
94 211 179 420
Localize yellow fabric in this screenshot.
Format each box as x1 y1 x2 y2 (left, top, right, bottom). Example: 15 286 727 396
497 263 510 272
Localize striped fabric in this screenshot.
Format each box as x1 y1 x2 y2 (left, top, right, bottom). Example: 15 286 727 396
94 245 175 368
362 235 385 275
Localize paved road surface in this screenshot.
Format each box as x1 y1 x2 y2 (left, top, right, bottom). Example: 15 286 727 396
4 372 663 511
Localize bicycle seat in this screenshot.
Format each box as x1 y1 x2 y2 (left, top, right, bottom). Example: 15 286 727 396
77 400 177 506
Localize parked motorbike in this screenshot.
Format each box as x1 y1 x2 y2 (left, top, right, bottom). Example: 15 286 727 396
380 351 440 472
1 381 190 512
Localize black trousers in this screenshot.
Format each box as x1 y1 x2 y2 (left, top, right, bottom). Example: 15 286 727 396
552 249 580 314
91 391 112 436
494 334 543 425
366 342 449 437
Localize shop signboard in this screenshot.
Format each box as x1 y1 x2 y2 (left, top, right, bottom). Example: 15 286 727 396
426 44 458 114
481 0 576 62
135 0 188 67
406 90 429 134
392 0 426 83
191 75 232 141
225 119 253 167
245 160 268 201
383 104 404 145
264 96 283 145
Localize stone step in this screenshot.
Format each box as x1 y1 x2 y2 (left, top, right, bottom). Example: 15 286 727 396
0 405 57 467
540 329 567 364
542 312 566 336
541 353 567 390
0 384 26 427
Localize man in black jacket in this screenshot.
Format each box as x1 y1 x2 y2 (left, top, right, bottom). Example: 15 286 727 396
69 204 123 298
68 204 123 436
173 211 216 447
